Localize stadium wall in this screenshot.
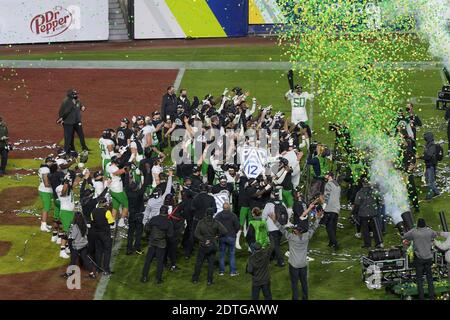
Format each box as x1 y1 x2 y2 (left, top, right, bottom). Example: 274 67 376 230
133 0 248 39
0 0 109 45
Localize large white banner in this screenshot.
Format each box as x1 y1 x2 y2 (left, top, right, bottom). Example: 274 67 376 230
0 0 109 45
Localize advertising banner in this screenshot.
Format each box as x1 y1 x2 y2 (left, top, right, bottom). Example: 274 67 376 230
134 0 247 39
0 0 109 45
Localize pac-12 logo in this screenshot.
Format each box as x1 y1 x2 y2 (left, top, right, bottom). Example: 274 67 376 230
30 6 73 37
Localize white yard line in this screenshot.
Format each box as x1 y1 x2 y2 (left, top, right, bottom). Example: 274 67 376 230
0 60 443 70
174 68 186 90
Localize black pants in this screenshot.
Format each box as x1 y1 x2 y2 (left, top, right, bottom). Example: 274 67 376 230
289 264 308 300
63 123 75 152
447 121 450 152
251 283 272 300
70 246 94 273
71 123 88 151
185 219 199 258
360 216 382 247
142 245 166 281
167 232 181 266
182 219 193 257
0 147 7 173
269 231 284 265
324 212 338 247
192 245 216 283
415 257 435 300
93 230 112 273
407 174 419 211
127 213 143 252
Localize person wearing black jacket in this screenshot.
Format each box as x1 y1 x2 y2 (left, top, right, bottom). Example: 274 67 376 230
420 132 440 200
141 205 174 284
246 241 275 300
192 208 227 285
353 181 383 249
161 86 177 121
90 198 115 275
189 166 203 192
215 203 240 276
80 173 110 257
177 88 191 113
166 195 186 270
57 89 78 153
180 184 197 259
124 172 146 255
406 103 422 141
192 184 217 221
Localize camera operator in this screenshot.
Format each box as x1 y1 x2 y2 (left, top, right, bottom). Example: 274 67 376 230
192 208 227 286
262 189 289 267
402 218 438 300
406 103 422 141
141 205 174 284
434 231 450 284
0 116 9 176
420 132 441 200
269 202 323 300
353 179 383 249
322 171 341 250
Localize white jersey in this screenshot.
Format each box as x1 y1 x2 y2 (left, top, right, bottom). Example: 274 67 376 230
99 138 115 160
56 185 75 212
282 150 300 173
38 166 52 193
285 90 314 124
93 180 105 198
130 141 144 162
107 163 123 193
56 158 68 174
152 165 163 187
141 124 158 148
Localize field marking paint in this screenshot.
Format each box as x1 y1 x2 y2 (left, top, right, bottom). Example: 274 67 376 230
93 235 123 300
174 68 186 90
0 60 443 71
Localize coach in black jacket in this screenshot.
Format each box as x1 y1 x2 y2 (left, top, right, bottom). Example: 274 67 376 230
141 205 174 284
124 173 146 255
161 86 178 121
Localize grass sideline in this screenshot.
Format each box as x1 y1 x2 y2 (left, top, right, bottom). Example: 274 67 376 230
0 36 434 62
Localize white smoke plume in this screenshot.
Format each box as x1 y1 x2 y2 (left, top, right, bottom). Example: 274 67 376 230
354 132 410 225
383 0 450 69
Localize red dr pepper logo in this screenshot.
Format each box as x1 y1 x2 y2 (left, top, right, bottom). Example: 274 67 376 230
30 6 73 37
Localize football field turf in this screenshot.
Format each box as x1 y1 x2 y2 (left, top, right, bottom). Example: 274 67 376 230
0 41 448 299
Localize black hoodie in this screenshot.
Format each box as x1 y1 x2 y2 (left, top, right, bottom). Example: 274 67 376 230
246 241 275 286
215 209 240 237
422 132 437 168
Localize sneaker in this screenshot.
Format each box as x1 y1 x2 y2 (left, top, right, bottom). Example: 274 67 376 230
102 271 111 276
207 281 213 286
219 272 225 276
89 272 96 279
56 237 62 245
170 265 180 271
59 250 70 259
306 256 314 262
285 251 290 258
118 218 126 228
355 233 362 239
376 243 384 249
135 250 144 255
51 235 58 242
65 247 71 255
40 224 52 232
230 272 239 277
141 276 148 283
